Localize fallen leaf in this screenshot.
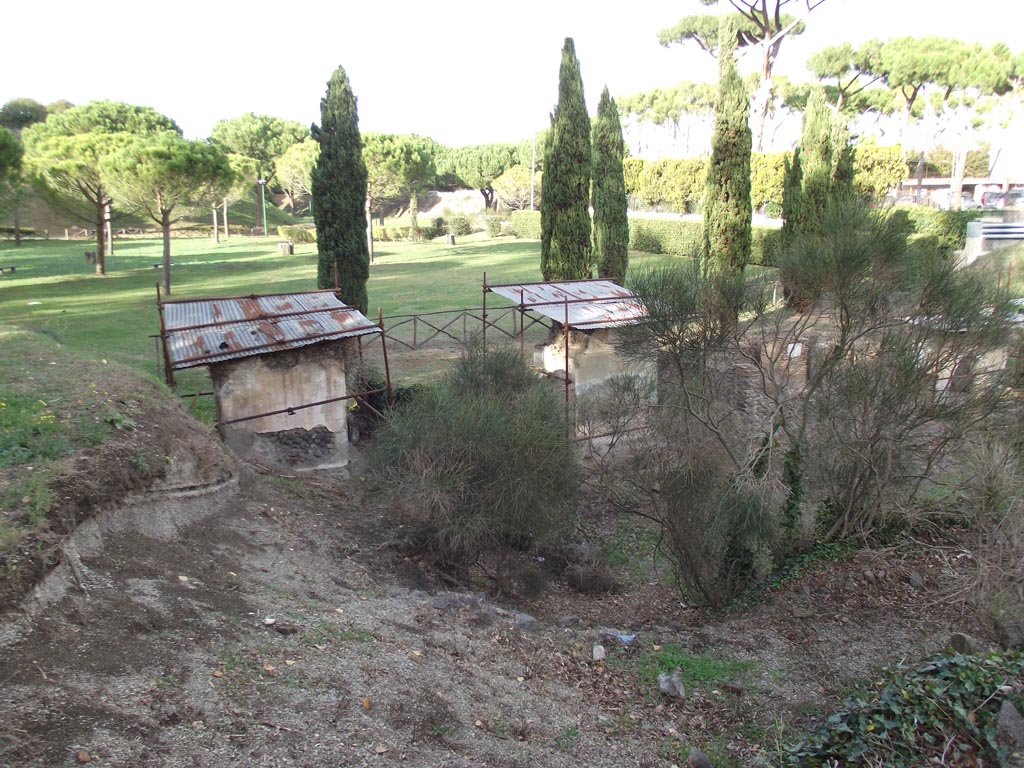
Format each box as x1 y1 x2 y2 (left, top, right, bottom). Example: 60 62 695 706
284 660 296 666
652 644 662 651
177 575 188 583
212 670 223 678
361 697 372 710
263 665 275 674
374 746 389 754
75 750 91 764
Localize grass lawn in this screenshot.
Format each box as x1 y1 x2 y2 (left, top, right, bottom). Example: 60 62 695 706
0 232 775 398
0 234 556 386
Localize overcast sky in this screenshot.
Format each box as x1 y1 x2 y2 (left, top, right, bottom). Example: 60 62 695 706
2 0 1015 147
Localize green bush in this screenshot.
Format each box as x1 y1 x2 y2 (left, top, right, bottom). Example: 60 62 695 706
510 210 542 239
0 226 37 237
785 651 1024 766
900 206 984 253
628 218 782 266
277 224 317 243
751 152 787 212
485 217 502 237
368 345 580 568
446 215 473 237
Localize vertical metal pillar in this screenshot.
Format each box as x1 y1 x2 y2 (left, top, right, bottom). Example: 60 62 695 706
156 283 175 387
481 272 488 351
564 296 570 413
379 308 394 404
519 288 525 355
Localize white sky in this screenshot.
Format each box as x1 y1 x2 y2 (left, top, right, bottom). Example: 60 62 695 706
2 0 1015 147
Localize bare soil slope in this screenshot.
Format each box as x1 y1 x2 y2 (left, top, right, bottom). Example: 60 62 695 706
0 435 977 768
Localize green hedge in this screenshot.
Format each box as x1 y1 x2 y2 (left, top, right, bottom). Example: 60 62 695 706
0 226 37 237
510 210 541 239
899 206 984 253
277 225 317 243
629 218 781 266
623 145 905 215
371 225 442 242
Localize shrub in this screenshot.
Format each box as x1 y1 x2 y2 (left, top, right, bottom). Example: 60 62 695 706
368 345 579 569
785 651 1024 766
628 218 781 266
277 224 317 243
900 205 983 253
485 217 502 237
510 210 542 239
446 215 473 237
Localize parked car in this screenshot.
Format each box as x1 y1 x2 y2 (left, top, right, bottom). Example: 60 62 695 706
928 190 983 210
982 189 1024 209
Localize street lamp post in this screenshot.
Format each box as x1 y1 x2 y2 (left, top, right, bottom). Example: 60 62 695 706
257 177 268 237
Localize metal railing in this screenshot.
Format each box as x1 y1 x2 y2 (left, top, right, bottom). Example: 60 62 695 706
361 306 550 350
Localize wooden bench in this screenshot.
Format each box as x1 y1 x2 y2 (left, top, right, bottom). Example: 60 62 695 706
0 265 16 274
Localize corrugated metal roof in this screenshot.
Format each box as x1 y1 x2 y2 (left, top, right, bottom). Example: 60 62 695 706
487 280 647 330
161 290 380 370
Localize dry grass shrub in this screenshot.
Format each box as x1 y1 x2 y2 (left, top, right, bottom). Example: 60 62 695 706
368 344 580 572
959 438 1024 647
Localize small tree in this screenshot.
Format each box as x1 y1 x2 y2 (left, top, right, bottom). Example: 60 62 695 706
592 87 629 282
312 66 370 313
22 101 180 274
702 16 752 277
541 37 592 282
100 132 232 295
492 165 539 211
276 138 318 214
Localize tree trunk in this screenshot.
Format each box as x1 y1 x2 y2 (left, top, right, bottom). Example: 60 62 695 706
950 147 968 211
95 202 106 275
222 199 229 240
12 205 20 247
480 188 495 211
212 205 220 243
365 196 374 264
104 202 113 256
162 210 172 295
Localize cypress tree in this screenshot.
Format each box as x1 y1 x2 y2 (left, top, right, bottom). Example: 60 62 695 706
312 66 369 313
541 38 592 282
780 147 804 252
702 16 752 276
592 86 629 282
830 118 856 202
797 87 833 237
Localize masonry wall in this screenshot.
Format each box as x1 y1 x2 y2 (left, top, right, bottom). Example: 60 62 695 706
210 342 350 470
536 328 655 396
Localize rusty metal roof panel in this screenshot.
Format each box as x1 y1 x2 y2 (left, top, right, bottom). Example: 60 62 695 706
161 291 379 370
488 280 647 330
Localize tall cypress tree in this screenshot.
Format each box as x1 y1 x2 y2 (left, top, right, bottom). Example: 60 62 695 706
797 87 833 238
312 66 369 312
592 86 629 282
780 147 804 253
702 16 752 276
541 38 592 282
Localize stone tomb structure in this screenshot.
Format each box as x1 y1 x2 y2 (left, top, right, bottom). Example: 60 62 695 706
159 290 382 470
484 278 652 398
